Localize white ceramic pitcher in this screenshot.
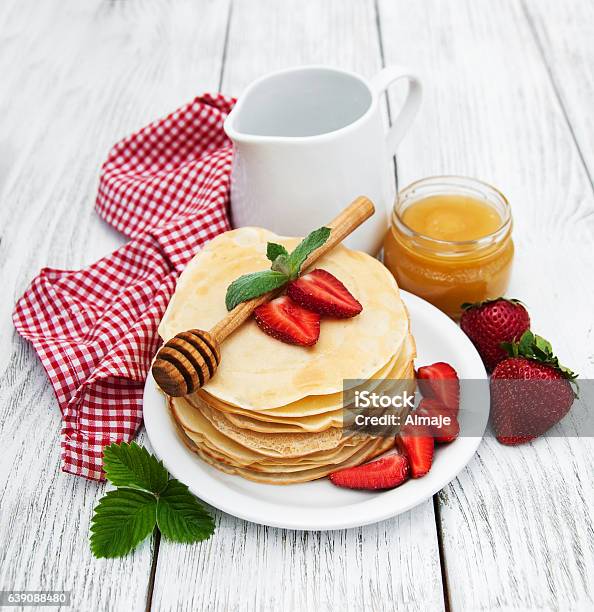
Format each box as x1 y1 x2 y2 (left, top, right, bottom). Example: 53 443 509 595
224 65 422 254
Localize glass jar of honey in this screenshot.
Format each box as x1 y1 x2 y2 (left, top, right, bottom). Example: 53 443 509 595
383 176 514 319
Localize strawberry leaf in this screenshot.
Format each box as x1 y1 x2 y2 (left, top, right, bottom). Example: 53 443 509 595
534 334 553 355
461 297 526 310
103 442 168 493
90 489 157 558
266 242 289 262
518 330 535 356
500 340 518 357
156 479 215 543
225 270 289 311
506 330 578 382
91 443 216 558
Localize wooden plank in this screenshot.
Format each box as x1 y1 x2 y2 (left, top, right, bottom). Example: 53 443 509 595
378 0 594 609
523 0 594 181
150 1 445 611
0 0 229 609
219 0 383 94
152 502 443 611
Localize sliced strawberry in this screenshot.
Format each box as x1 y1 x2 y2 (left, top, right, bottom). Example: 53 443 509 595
396 428 434 478
416 398 460 444
254 296 320 346
329 453 409 490
416 362 460 413
287 269 363 318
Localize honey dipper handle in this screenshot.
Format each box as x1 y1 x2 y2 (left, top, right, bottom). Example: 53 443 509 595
210 196 375 343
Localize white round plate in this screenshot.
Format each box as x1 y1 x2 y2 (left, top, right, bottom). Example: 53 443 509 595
144 291 488 531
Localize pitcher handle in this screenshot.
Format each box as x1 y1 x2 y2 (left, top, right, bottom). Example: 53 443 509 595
371 66 422 156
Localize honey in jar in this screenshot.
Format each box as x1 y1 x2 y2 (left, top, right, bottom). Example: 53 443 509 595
383 176 514 319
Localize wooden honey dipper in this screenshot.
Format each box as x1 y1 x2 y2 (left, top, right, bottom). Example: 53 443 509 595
152 196 375 396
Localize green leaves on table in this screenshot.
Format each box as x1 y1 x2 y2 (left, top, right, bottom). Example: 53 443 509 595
102 441 168 493
90 489 157 559
225 226 331 310
156 479 215 543
90 442 215 559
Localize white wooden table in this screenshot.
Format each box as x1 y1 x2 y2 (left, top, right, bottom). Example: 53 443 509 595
1 1 593 610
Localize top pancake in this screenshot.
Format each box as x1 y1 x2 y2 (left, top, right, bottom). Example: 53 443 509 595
159 227 408 409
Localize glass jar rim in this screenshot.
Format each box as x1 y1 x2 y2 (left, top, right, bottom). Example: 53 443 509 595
393 175 513 248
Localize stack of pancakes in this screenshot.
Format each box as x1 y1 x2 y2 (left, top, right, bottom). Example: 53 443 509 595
158 227 416 485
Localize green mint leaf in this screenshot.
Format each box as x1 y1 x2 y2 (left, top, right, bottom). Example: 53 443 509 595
270 254 291 276
286 226 331 279
266 242 289 262
156 479 215 543
90 489 157 558
103 442 168 494
225 270 288 311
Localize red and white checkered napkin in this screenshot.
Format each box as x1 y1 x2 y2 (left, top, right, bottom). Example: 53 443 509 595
13 93 235 480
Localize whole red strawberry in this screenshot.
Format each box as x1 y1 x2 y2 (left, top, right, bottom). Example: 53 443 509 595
490 331 577 445
460 298 530 372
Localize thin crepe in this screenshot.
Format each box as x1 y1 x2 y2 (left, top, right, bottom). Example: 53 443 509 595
171 396 353 459
159 227 409 409
187 333 416 425
222 360 416 433
177 422 395 484
170 397 373 469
